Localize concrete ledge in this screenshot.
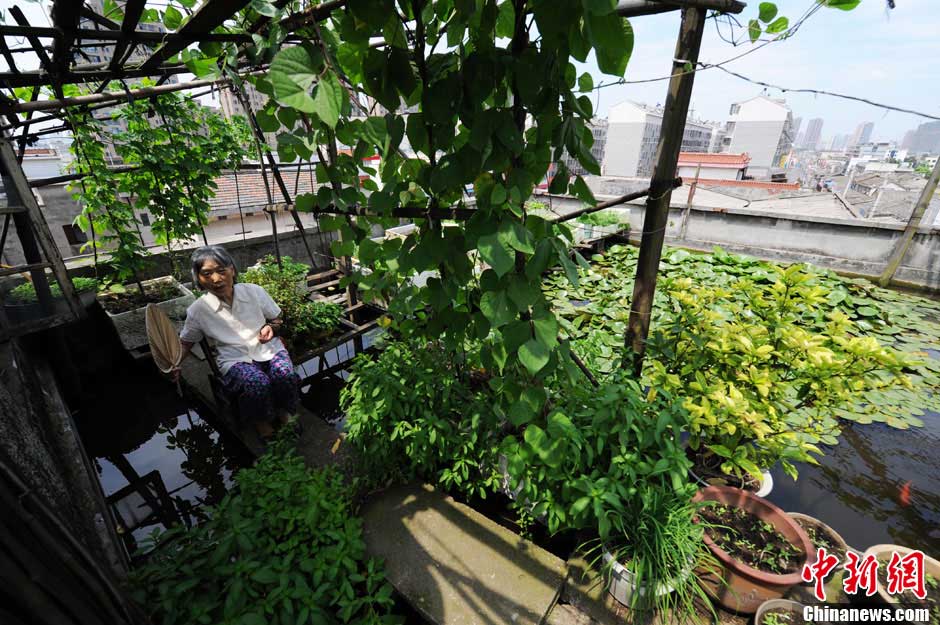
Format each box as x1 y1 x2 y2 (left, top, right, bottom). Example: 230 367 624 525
362 483 566 625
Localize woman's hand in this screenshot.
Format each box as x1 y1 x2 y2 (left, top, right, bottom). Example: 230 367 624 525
259 324 275 343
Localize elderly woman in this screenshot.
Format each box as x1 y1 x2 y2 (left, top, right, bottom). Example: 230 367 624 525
174 245 300 439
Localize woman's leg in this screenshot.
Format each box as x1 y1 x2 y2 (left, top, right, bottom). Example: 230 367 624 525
222 361 275 433
262 350 300 422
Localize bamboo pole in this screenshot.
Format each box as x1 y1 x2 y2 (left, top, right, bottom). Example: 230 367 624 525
623 6 708 375
877 158 940 287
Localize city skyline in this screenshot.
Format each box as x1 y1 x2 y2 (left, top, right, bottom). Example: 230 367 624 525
580 0 938 144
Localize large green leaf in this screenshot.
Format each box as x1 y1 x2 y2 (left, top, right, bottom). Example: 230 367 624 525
269 44 322 113
312 71 345 128
478 232 514 277
519 338 550 374
480 290 516 328
584 14 633 76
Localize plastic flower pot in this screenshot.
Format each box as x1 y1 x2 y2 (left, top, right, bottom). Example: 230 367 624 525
788 512 850 561
754 598 806 625
862 544 940 606
99 276 195 353
693 485 813 614
690 465 774 497
601 549 691 608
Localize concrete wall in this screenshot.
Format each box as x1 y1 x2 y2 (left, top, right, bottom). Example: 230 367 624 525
68 227 338 284
537 192 940 292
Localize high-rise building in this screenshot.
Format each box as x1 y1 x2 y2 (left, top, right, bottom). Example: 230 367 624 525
802 118 824 150
792 117 803 139
906 121 940 154
76 1 173 161
720 95 795 178
602 101 714 178
850 122 875 147
561 119 608 176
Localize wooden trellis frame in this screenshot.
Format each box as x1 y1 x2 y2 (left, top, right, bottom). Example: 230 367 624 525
0 0 745 359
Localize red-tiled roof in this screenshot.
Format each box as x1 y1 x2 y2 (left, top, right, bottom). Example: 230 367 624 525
209 169 324 211
695 178 800 191
678 152 751 168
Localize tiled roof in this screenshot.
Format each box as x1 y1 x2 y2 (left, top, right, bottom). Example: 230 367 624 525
678 152 751 168
695 178 800 192
209 168 325 211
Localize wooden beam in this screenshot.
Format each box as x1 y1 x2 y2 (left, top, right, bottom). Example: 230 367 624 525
623 6 708 375
139 0 253 72
0 261 51 278
546 182 678 224
878 157 940 287
109 0 147 71
0 74 241 115
51 0 83 76
80 8 121 30
0 137 83 319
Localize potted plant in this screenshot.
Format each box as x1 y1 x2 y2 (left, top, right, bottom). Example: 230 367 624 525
500 372 714 618
754 598 808 625
863 544 940 623
577 210 625 241
241 255 345 349
693 485 813 614
786 512 851 604
1 276 98 324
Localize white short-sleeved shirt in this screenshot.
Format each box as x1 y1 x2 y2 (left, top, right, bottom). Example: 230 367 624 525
180 283 285 376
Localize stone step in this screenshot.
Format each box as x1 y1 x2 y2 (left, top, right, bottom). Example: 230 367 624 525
362 483 567 625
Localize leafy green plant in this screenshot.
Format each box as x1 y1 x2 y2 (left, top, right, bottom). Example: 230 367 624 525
578 210 622 228
342 339 502 499
129 438 400 625
645 265 910 480
242 255 343 342
5 277 97 303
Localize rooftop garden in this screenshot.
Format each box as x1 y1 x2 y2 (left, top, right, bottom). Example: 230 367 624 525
5 0 938 623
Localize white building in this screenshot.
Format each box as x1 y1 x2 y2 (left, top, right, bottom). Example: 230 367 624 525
677 152 750 181
561 119 608 176
603 100 714 178
720 96 795 179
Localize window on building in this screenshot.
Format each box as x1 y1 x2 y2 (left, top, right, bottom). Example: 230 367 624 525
140 213 150 226
729 104 740 115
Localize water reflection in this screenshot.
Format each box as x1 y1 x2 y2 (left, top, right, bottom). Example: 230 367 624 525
769 407 940 554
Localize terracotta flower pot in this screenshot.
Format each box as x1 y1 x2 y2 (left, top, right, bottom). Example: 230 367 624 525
693 486 813 614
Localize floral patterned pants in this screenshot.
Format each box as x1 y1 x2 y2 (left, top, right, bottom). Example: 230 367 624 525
222 350 299 423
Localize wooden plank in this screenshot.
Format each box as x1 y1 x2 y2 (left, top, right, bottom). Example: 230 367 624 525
0 311 77 340
292 319 379 364
306 268 340 283
310 278 340 291
139 0 253 72
80 8 121 30
108 0 147 71
0 205 26 215
0 138 82 318
0 261 50 278
51 0 83 76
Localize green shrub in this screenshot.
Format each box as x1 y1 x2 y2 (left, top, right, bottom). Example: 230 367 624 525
129 440 400 625
5 277 97 303
342 339 501 499
578 210 622 227
242 256 344 341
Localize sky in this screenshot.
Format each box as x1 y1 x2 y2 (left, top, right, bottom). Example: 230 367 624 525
579 0 940 143
2 0 938 144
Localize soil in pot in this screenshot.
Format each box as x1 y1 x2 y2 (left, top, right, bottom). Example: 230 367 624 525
792 517 847 563
876 563 940 625
99 281 183 314
698 504 803 575
759 605 808 625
